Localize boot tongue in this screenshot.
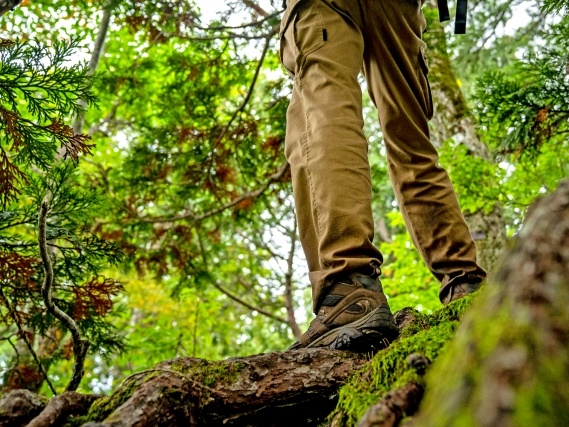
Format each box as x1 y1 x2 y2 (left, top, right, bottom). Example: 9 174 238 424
349 273 384 293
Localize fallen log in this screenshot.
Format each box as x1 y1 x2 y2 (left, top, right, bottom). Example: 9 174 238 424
81 348 367 426
27 392 101 427
0 389 46 427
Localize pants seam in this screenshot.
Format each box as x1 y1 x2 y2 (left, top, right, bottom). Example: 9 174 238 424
297 76 324 245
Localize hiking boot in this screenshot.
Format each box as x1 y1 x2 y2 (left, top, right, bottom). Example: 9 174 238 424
289 272 399 352
441 282 482 305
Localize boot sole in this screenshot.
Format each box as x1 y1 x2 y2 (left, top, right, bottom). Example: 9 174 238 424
305 303 399 352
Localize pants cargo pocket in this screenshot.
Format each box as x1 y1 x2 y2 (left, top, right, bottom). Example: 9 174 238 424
279 0 325 78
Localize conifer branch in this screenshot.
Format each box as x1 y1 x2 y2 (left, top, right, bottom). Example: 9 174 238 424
0 286 57 396
38 199 90 392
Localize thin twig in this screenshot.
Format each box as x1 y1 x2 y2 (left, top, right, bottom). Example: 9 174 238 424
241 0 269 17
205 33 274 175
195 226 287 324
0 286 57 395
283 221 302 339
38 199 89 392
137 161 289 224
211 281 287 324
194 12 279 31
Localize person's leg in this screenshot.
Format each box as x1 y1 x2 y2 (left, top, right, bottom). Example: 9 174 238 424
280 0 381 311
280 0 398 350
360 0 486 303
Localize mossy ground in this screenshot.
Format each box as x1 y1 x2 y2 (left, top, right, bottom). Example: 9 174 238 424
327 295 477 426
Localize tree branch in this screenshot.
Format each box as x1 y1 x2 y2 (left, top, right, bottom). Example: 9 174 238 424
0 0 20 17
38 200 89 392
72 6 113 134
241 0 269 17
205 32 274 175
211 281 288 324
0 286 57 396
137 161 289 224
284 221 302 339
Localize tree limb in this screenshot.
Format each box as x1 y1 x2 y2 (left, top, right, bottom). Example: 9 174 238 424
205 32 274 175
0 286 57 396
72 5 113 134
211 281 288 324
38 200 89 392
137 161 289 224
0 0 20 17
284 221 302 339
241 0 270 17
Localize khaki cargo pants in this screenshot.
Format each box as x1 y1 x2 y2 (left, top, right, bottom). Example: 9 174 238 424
279 0 486 311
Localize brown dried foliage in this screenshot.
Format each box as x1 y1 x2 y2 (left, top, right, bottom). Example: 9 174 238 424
0 38 16 48
0 109 93 206
46 119 94 163
0 252 39 290
0 107 29 206
0 253 39 330
0 150 27 207
261 136 283 156
5 363 44 391
1 107 25 151
72 276 124 320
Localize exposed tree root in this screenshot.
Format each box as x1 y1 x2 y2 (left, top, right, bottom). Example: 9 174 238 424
355 382 423 427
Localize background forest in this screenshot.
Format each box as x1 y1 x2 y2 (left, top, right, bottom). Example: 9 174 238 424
1 0 568 397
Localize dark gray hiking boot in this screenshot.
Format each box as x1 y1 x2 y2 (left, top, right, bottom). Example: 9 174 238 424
441 282 483 305
289 272 399 352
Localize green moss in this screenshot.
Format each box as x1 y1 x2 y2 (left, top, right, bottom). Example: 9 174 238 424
417 284 569 425
399 293 476 339
62 414 91 427
86 371 161 421
84 359 246 422
166 358 244 384
329 294 478 426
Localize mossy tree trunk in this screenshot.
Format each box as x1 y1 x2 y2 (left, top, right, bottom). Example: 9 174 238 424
415 180 569 426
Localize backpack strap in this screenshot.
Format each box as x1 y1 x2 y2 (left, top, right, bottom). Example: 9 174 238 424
438 0 450 22
438 0 468 34
455 0 467 34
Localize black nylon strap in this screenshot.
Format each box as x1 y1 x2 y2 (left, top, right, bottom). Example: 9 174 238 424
437 0 467 34
438 0 450 22
455 0 468 34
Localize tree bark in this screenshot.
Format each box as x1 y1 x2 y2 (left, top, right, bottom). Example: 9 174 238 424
82 349 367 426
26 392 101 427
414 179 569 425
355 382 423 427
0 389 46 427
